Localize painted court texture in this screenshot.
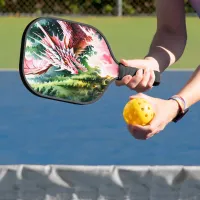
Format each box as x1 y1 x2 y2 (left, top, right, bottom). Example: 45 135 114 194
0 70 199 165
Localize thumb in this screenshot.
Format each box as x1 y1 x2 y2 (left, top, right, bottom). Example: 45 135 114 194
129 92 147 100
143 114 162 139
129 93 157 110
120 59 129 66
120 59 147 69
148 113 161 133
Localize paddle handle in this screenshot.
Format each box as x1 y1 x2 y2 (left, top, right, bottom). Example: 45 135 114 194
117 63 160 86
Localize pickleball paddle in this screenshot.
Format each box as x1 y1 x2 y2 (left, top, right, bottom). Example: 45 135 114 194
19 17 160 105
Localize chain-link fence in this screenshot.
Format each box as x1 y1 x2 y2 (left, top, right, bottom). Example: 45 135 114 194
0 0 195 16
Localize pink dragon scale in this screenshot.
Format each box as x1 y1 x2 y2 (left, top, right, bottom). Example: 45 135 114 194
24 21 94 75
24 19 119 78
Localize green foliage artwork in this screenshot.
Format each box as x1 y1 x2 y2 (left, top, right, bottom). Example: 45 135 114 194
22 18 116 104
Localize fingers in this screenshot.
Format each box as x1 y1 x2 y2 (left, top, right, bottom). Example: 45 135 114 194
115 59 145 88
139 68 151 88
134 69 155 92
129 92 145 100
115 75 132 86
146 124 165 139
128 116 165 140
126 69 143 89
127 124 147 140
120 59 128 66
115 67 155 92
128 124 159 140
120 59 146 69
148 69 155 88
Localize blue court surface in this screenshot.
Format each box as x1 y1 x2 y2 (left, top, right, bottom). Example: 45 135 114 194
0 70 199 165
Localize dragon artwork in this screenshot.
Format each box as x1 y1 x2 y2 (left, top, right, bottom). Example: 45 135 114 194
23 18 118 103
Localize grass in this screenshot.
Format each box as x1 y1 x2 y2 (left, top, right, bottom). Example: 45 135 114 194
0 16 199 69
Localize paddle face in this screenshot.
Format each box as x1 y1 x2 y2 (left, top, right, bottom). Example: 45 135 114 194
19 17 119 105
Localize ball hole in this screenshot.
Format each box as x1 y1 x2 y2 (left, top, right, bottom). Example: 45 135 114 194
141 108 144 111
145 114 148 117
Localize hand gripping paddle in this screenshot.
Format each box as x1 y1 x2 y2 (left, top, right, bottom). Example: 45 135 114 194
19 17 160 105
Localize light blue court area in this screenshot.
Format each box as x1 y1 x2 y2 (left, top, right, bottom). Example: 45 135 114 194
0 70 199 165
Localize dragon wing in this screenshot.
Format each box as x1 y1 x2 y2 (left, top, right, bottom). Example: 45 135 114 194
24 57 52 75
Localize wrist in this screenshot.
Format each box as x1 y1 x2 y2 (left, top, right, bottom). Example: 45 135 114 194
168 95 189 123
168 99 181 118
145 46 176 72
144 56 160 72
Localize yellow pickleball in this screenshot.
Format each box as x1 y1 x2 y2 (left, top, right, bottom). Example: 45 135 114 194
123 98 155 126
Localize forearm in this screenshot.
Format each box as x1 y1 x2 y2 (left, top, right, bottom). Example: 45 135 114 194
145 29 187 73
176 66 200 108
145 0 187 73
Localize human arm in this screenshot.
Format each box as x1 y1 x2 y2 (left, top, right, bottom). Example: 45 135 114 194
176 65 200 108
116 0 187 91
145 0 187 72
128 66 200 140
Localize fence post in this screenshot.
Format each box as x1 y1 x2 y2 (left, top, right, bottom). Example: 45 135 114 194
116 0 122 16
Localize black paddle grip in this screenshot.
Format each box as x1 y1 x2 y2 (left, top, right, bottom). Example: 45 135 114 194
117 63 160 86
